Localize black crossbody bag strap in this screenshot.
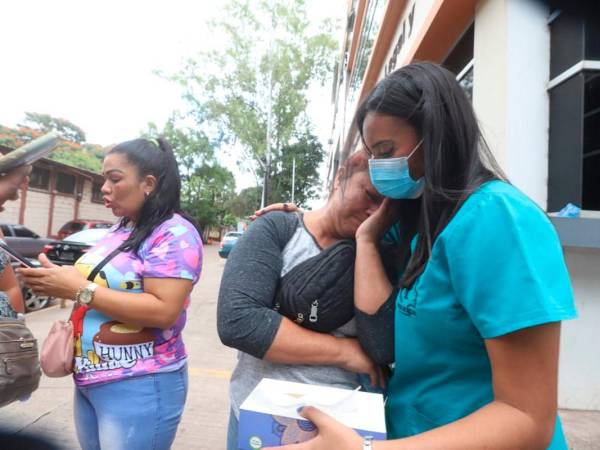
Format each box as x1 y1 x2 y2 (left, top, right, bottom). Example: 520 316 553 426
87 246 122 282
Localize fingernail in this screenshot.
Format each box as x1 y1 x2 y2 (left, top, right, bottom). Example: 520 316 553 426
296 406 303 414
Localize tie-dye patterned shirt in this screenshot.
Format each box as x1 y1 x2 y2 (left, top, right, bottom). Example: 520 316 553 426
72 213 203 386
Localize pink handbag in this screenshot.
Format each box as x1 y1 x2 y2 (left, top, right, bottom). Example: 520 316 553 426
39 247 120 378
40 320 73 377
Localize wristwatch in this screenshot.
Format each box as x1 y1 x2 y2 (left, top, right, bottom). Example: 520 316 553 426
363 435 374 449
75 282 99 305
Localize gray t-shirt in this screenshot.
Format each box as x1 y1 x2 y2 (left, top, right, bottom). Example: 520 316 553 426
217 212 359 418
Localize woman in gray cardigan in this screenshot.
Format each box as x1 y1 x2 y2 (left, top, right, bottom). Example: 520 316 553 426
217 151 388 450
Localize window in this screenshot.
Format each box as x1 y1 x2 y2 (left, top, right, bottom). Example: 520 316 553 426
443 23 474 100
548 0 600 211
12 225 39 238
347 0 388 111
29 166 50 190
92 182 103 203
56 172 76 195
457 65 474 101
0 225 11 236
583 72 600 209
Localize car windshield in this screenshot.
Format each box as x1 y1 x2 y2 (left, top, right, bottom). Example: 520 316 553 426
64 228 110 245
225 232 242 238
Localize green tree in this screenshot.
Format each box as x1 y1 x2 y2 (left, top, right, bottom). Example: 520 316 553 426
22 112 87 144
225 186 262 218
50 145 104 172
184 164 237 235
0 123 104 172
173 0 337 206
269 132 325 207
146 116 216 201
145 118 236 236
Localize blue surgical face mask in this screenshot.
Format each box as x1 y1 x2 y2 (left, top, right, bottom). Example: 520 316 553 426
368 139 424 199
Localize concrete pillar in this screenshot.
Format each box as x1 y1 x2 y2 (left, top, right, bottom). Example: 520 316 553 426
473 0 550 208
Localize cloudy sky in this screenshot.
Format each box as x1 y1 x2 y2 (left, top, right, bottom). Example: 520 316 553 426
0 0 346 194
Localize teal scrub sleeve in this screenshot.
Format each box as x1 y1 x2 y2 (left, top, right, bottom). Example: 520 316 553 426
443 191 577 339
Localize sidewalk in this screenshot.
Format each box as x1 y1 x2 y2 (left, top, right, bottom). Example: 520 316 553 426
560 409 600 449
0 245 237 449
1 245 599 449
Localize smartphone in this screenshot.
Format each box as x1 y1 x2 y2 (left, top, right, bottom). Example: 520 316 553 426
0 241 35 268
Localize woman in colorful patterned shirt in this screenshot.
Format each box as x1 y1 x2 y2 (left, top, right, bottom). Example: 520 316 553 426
19 138 203 450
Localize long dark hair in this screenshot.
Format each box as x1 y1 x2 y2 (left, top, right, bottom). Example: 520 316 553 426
109 138 201 254
355 62 506 287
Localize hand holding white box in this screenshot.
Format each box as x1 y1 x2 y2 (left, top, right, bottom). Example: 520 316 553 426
238 378 386 449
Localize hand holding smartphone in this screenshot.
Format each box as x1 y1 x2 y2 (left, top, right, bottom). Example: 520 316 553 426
0 241 35 268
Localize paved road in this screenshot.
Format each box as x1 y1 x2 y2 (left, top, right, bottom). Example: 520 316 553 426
0 245 237 449
1 245 599 449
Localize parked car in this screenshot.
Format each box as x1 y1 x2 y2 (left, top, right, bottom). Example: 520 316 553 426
44 228 111 265
2 255 53 312
0 223 53 257
218 231 243 258
57 219 113 240
9 258 54 312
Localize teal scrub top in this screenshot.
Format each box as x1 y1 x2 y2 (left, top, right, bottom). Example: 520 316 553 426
385 180 577 449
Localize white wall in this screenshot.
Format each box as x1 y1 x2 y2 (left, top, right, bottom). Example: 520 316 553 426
474 0 550 208
77 179 116 223
559 247 600 410
0 196 20 225
474 0 600 410
51 195 76 236
23 191 51 237
473 0 508 169
0 179 118 237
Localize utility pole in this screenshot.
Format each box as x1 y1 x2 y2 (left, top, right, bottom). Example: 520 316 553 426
261 6 275 209
291 157 296 204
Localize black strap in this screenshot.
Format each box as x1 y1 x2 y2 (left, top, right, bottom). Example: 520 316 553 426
87 247 121 282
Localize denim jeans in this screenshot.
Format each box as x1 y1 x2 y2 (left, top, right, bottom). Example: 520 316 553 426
74 364 188 450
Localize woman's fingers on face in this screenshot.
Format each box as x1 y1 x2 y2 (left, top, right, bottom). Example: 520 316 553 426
379 197 394 217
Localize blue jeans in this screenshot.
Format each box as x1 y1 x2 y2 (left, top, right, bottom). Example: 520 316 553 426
74 365 188 450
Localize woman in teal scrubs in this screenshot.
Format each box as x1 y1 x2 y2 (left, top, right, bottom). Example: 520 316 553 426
270 62 577 449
